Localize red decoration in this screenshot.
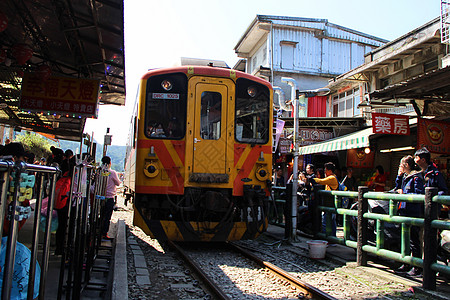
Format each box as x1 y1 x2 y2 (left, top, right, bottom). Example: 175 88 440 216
0 49 7 63
0 11 8 32
372 113 410 135
37 65 52 81
12 43 33 65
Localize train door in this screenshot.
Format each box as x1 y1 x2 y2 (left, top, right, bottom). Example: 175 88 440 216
191 78 232 175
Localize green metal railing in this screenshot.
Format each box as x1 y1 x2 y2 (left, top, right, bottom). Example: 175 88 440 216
313 186 450 291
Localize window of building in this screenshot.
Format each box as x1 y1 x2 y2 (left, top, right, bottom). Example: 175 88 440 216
331 88 360 117
280 41 296 70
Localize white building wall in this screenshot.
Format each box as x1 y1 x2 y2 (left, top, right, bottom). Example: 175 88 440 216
263 25 379 76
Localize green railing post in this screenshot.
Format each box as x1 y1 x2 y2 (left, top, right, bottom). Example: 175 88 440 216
423 187 438 290
357 186 369 266
376 220 384 250
400 223 410 257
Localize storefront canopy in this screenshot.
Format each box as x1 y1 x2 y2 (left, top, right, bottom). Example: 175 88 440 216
298 127 374 155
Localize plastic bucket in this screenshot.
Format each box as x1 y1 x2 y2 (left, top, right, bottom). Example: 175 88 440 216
307 240 328 259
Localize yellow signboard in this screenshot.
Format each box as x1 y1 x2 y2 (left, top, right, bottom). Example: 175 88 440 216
20 73 100 118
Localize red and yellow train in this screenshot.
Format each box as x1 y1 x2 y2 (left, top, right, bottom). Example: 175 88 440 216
123 66 273 241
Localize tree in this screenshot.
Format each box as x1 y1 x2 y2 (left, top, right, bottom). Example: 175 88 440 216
16 132 56 161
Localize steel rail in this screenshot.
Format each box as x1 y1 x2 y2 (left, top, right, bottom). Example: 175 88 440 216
228 241 337 300
167 240 231 300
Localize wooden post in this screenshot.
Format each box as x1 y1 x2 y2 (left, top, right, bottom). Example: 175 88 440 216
423 187 438 290
357 186 369 266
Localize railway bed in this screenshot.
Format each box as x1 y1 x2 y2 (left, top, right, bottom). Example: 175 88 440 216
110 198 450 300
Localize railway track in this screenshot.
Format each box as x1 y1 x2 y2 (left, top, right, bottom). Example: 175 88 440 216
167 240 336 300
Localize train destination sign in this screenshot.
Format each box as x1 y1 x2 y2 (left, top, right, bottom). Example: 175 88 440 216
20 73 100 118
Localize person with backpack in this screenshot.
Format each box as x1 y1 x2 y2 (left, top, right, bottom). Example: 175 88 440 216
313 162 339 237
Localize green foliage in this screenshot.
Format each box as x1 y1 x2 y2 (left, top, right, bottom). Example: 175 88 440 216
59 139 126 172
15 132 56 161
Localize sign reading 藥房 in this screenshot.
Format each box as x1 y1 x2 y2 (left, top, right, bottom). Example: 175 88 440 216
20 73 100 118
372 113 410 135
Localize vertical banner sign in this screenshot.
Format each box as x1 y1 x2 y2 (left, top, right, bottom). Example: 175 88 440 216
274 119 285 151
20 73 100 118
417 118 450 154
372 113 410 135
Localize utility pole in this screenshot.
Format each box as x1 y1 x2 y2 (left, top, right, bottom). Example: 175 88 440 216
281 77 330 242
103 128 111 157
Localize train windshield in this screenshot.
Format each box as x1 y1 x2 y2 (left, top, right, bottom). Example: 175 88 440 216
235 78 270 144
145 73 187 139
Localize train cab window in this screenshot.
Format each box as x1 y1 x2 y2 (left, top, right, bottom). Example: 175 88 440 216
235 78 270 144
200 91 221 140
145 73 187 139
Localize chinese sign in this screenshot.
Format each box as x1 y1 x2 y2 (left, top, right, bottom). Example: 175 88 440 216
20 73 100 118
298 128 333 146
347 148 374 168
279 138 292 154
417 118 450 154
372 113 409 135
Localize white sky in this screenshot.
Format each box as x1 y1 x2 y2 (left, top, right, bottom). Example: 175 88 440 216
83 0 441 146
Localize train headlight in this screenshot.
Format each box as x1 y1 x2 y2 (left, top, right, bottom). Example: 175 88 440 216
256 167 269 181
247 86 257 98
161 79 173 91
144 162 159 178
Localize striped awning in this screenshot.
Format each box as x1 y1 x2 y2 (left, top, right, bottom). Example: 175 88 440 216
298 127 373 155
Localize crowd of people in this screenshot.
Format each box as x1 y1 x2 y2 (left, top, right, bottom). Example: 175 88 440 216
0 141 120 251
272 147 449 277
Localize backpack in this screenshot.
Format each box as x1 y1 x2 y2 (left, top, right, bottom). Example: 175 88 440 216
334 175 347 191
54 175 71 209
335 176 349 208
338 182 347 191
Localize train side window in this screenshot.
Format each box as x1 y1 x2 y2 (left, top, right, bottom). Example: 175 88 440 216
235 78 270 144
200 91 221 140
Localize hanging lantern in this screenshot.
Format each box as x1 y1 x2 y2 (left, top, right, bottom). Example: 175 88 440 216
12 43 33 65
0 49 7 63
37 64 52 81
0 12 8 32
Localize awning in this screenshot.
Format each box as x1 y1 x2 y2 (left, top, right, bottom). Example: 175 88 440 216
298 127 374 155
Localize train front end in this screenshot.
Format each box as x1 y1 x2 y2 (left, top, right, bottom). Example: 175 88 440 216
129 66 273 241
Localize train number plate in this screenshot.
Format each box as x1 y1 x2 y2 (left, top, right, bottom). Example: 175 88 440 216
152 93 179 100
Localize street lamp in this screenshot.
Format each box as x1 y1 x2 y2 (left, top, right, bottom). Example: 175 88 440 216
281 77 330 241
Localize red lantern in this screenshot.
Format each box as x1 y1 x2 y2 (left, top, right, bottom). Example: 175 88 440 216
12 43 33 65
37 65 52 81
0 12 8 32
0 49 6 63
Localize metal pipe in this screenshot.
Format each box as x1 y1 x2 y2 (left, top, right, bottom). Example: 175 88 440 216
2 161 25 300
281 77 298 241
273 87 292 111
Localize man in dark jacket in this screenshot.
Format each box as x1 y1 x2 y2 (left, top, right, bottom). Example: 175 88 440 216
414 147 448 195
